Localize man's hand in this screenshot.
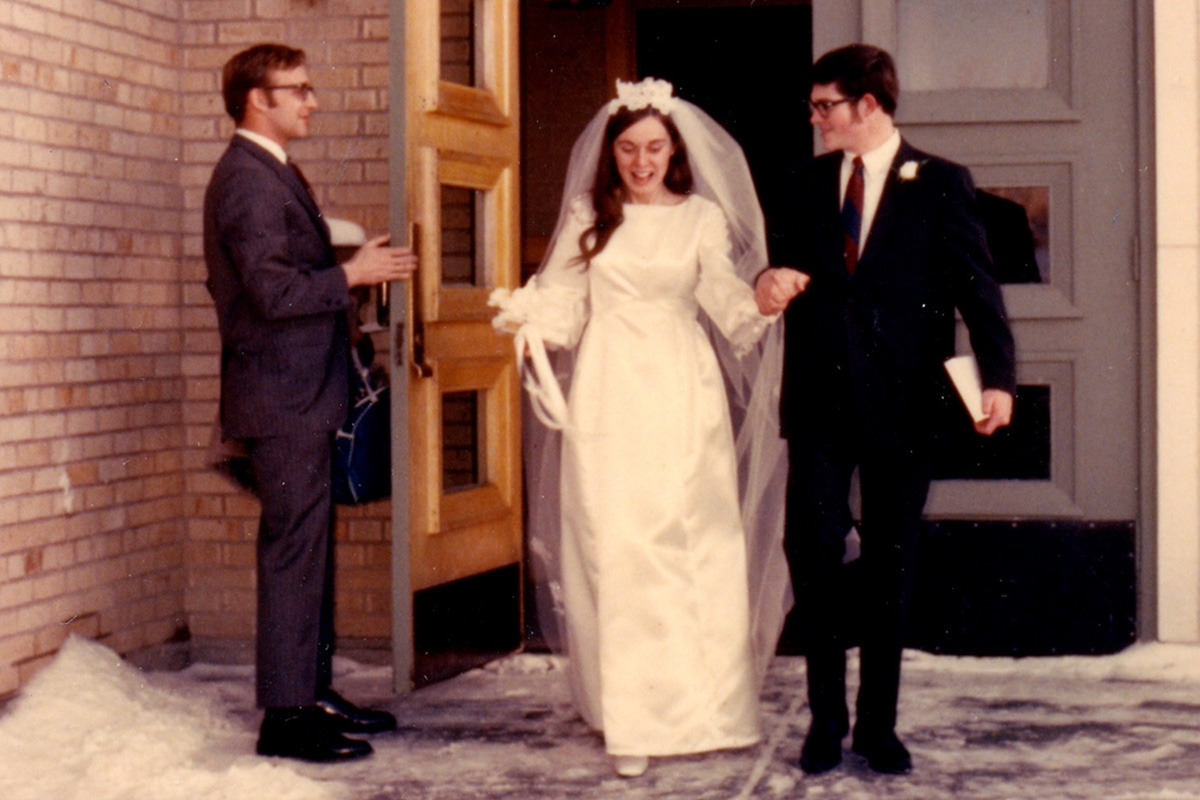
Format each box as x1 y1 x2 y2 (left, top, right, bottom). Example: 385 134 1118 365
342 234 418 288
975 389 1014 436
754 267 811 315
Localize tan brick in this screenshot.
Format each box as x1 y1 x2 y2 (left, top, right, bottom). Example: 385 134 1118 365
0 632 35 669
328 0 388 17
188 610 251 639
185 586 223 613
362 18 390 40
0 578 34 609
0 666 18 698
336 614 389 640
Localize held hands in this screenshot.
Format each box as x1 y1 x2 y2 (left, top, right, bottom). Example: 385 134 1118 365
975 389 1014 436
342 234 418 288
754 267 811 315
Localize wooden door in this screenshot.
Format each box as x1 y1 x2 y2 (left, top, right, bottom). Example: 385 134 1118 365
390 0 522 690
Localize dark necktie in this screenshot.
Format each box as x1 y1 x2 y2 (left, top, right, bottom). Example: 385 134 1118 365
288 159 315 199
841 156 865 274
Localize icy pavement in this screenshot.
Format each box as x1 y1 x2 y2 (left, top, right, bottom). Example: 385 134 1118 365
4 636 1200 799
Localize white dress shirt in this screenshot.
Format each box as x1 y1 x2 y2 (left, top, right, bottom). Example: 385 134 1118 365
839 129 902 252
236 128 288 165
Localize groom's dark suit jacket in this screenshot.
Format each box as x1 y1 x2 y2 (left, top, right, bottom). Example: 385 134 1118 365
772 140 1016 444
204 134 351 441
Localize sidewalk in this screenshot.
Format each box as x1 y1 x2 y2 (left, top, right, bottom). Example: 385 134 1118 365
3 637 1200 799
335 647 1200 799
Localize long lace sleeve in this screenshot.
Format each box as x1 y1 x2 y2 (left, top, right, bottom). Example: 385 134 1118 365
693 199 777 357
489 196 590 350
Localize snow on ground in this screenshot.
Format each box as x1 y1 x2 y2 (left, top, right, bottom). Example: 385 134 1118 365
4 636 1200 799
0 636 344 800
905 643 1200 684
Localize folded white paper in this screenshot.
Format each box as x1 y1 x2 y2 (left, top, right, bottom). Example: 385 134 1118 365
944 354 988 423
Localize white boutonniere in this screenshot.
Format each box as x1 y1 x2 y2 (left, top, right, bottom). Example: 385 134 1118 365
898 160 921 181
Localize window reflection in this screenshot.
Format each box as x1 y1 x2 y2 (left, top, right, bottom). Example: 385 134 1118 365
977 186 1048 284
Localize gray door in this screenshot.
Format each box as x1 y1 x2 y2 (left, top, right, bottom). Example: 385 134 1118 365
815 0 1147 652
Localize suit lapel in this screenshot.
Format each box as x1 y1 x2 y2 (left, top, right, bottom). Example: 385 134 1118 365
856 140 920 273
814 154 846 272
818 153 842 223
231 136 331 246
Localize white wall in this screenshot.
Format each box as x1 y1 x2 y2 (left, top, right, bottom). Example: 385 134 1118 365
1155 0 1200 642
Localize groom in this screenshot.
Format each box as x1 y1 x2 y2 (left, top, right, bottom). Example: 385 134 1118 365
756 44 1016 775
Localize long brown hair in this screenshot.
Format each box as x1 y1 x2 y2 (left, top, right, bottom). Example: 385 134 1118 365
576 107 693 265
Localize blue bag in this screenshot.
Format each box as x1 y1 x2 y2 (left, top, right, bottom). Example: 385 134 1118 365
332 346 391 504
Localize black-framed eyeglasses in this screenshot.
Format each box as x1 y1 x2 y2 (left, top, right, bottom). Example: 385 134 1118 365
263 83 316 100
807 97 855 117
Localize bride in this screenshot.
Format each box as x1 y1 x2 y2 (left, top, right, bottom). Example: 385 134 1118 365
491 78 798 778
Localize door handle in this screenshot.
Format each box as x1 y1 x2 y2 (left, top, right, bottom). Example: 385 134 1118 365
377 274 390 329
409 222 434 378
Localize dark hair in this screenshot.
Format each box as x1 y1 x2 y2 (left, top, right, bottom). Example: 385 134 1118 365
577 106 693 265
222 43 307 124
811 44 899 117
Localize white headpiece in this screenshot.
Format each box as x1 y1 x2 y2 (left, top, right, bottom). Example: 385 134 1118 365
606 77 678 116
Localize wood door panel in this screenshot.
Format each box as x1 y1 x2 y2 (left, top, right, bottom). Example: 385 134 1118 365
411 513 523 591
404 0 522 591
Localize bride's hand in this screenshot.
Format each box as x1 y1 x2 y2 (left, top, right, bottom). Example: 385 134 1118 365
754 268 810 315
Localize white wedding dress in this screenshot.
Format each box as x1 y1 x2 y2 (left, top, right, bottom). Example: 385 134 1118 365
522 193 775 757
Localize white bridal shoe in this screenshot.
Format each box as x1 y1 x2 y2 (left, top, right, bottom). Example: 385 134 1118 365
614 755 650 778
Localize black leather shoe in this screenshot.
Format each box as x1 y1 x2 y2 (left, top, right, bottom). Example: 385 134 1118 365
257 707 373 762
799 719 847 775
316 688 398 734
851 730 912 774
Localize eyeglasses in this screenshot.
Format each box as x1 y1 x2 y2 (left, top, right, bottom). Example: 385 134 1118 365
262 83 316 100
808 97 855 117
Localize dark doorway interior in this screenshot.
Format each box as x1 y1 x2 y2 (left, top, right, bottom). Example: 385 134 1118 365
635 5 813 233
413 564 522 688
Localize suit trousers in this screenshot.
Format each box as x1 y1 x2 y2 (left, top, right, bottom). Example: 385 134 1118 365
784 427 933 738
247 430 337 709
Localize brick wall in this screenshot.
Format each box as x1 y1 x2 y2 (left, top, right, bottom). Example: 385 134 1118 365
0 0 188 695
179 0 395 653
0 0 396 695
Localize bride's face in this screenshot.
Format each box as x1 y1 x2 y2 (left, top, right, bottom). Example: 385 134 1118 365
613 116 676 204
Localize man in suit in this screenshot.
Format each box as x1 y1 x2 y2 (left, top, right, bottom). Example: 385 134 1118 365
755 44 1017 775
204 43 417 762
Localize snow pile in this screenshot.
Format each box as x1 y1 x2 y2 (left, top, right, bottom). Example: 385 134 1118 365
907 642 1200 684
0 635 344 800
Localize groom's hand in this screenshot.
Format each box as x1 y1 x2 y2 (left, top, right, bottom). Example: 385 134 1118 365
755 267 810 315
975 389 1014 436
